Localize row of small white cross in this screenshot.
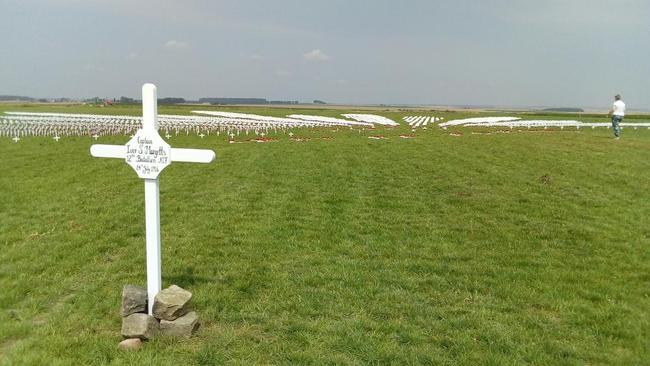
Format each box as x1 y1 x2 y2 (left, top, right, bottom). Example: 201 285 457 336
11 130 293 142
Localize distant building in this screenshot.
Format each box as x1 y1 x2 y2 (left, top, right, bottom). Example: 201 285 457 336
199 97 268 105
158 97 185 105
269 100 299 105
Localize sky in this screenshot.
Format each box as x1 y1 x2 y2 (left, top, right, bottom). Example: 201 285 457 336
2 0 649 109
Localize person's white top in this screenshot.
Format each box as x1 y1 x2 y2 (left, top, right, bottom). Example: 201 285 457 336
613 100 626 116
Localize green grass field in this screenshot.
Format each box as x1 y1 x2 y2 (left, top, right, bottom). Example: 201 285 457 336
1 104 649 365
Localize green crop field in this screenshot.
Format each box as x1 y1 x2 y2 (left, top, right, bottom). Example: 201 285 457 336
1 104 649 365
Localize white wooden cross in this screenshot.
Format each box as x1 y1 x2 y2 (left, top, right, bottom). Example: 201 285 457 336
90 83 216 314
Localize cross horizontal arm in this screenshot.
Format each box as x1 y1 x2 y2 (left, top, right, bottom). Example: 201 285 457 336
171 148 216 163
90 144 216 163
90 144 126 158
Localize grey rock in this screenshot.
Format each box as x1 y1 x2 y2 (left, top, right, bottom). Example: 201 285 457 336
152 285 192 321
121 313 159 340
121 285 147 317
118 338 143 351
160 311 200 337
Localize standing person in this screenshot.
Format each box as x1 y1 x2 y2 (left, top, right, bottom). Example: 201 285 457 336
608 94 625 139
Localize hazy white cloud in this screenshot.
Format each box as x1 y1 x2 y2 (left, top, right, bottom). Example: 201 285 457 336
303 49 330 62
164 40 189 49
127 52 138 60
275 69 292 77
499 1 647 28
250 53 263 60
84 64 105 72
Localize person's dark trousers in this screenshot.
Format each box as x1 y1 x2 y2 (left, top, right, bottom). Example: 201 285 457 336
611 115 623 137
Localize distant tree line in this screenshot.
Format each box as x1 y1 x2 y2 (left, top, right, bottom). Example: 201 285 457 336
198 97 299 105
118 97 186 104
0 95 76 103
1 94 325 106
0 95 35 102
542 107 584 113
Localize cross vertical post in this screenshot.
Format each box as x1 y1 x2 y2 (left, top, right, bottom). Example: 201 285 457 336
142 83 162 315
144 178 161 315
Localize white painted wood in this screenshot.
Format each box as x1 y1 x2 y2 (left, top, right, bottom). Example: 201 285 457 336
144 178 162 315
125 129 172 179
142 83 158 131
89 83 216 315
90 144 127 158
172 148 216 163
92 145 215 164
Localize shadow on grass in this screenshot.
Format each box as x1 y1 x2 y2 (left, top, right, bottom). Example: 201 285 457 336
164 267 213 287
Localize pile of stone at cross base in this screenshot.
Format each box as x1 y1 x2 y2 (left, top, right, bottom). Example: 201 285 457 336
118 284 200 350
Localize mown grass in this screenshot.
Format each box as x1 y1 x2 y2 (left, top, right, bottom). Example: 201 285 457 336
1 104 649 365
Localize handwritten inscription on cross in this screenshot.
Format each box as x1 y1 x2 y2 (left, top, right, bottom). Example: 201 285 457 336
90 83 216 314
